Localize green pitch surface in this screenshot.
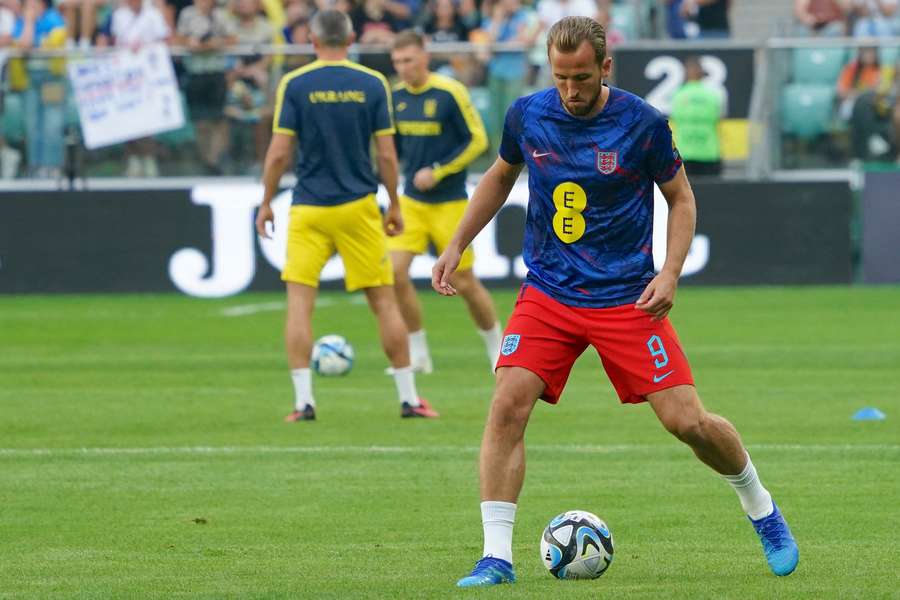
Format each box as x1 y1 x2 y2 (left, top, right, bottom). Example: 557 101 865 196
2 287 899 599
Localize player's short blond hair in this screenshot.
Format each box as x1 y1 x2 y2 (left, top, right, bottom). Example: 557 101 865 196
392 29 425 51
546 16 607 67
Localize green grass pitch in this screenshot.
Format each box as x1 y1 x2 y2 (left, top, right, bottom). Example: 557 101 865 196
1 287 898 599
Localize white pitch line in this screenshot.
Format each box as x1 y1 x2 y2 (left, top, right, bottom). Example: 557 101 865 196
220 295 368 317
0 444 897 458
220 302 285 317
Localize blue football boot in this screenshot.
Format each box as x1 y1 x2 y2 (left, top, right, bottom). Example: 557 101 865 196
749 501 799 576
456 556 516 588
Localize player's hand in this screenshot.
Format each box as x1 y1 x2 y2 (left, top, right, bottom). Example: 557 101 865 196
255 202 274 239
635 271 678 321
384 204 404 236
413 167 437 191
432 248 461 296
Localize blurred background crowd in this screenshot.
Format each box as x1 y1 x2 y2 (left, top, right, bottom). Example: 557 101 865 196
1 0 900 179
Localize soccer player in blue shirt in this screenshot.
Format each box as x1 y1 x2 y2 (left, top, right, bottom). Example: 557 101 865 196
255 9 439 422
388 30 502 373
432 16 799 586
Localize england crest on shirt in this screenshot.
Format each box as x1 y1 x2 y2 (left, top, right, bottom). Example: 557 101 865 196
596 150 618 175
501 334 521 356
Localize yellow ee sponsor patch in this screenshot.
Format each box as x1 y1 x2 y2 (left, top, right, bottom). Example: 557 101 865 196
552 182 587 244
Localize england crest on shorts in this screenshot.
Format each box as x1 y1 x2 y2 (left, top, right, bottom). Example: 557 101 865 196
501 334 521 356
596 150 618 175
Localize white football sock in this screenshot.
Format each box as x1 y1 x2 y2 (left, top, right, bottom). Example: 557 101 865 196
408 330 430 364
478 322 502 368
291 368 314 410
723 454 773 520
481 501 516 563
392 366 419 406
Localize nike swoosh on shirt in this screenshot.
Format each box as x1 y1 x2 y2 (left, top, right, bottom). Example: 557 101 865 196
653 370 674 383
532 150 551 158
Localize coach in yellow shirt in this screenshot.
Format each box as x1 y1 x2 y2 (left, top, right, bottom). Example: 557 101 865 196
256 10 439 422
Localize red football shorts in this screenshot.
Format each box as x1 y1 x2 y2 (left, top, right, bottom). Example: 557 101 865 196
496 285 694 404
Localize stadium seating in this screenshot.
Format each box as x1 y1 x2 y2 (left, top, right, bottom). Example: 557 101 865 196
0 94 25 144
791 48 848 85
611 3 639 40
878 45 900 67
780 83 836 139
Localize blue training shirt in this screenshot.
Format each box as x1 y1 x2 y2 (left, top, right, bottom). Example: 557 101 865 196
499 86 683 308
273 59 395 206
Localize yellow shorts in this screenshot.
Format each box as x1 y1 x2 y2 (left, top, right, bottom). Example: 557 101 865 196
386 196 475 271
282 194 393 291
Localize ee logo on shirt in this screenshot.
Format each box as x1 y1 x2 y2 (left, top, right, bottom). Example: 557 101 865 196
552 182 587 244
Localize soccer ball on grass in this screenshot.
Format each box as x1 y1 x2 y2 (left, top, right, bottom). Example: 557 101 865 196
540 510 614 579
311 335 354 376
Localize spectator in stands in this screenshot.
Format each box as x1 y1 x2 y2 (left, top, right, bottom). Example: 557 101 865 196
0 0 23 178
849 0 897 37
13 0 67 178
680 0 730 39
527 0 592 84
837 46 883 121
480 0 533 147
176 0 236 173
419 0 476 82
97 0 171 177
670 55 724 177
422 0 470 42
793 0 849 36
58 0 106 47
351 0 397 72
282 0 308 40
594 4 623 47
665 0 688 38
848 54 899 160
351 0 397 44
225 0 272 174
282 2 312 68
536 0 594 29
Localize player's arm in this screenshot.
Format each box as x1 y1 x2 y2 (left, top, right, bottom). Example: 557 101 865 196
255 133 295 239
432 156 522 295
635 167 696 321
415 87 489 191
374 133 404 236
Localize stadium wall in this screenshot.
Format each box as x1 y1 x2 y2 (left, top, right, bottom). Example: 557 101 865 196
0 180 852 296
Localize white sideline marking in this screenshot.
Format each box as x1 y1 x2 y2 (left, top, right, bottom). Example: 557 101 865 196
0 444 896 458
220 295 367 317
220 302 285 317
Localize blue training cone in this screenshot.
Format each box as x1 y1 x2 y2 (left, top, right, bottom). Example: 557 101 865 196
852 407 886 421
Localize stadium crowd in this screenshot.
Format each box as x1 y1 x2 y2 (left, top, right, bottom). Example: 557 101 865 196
2 0 900 177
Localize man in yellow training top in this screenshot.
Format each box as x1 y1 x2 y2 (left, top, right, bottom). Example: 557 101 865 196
256 10 439 421
389 30 502 374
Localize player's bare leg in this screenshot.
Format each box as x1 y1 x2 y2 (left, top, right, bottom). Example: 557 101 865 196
647 385 799 575
647 385 745 474
451 269 502 367
284 282 317 422
390 251 432 373
391 251 424 331
458 366 542 587
480 366 542 502
364 285 438 418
